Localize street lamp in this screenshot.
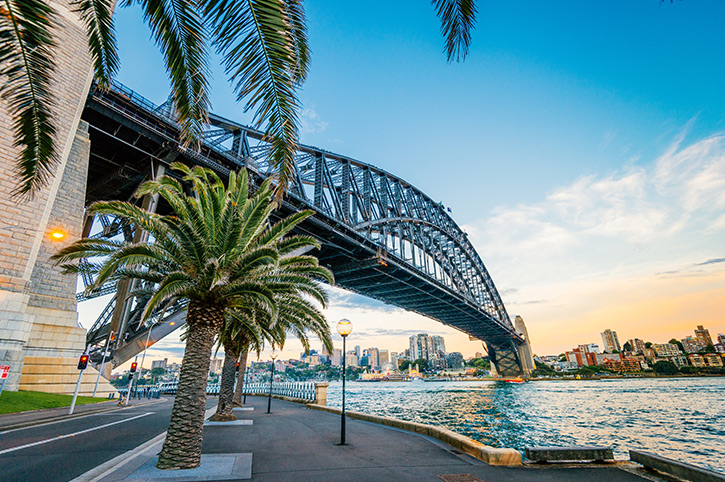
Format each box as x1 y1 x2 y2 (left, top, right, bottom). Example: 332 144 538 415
337 319 353 445
267 348 278 414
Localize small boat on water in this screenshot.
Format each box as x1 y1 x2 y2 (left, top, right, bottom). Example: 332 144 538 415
504 377 525 383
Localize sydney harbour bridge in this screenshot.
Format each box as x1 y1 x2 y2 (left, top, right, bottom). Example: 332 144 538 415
78 82 534 378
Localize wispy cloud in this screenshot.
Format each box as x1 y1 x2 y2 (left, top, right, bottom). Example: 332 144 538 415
300 107 328 135
695 257 725 266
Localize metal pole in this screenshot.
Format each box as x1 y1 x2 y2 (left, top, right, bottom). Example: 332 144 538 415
242 368 247 404
341 334 347 445
69 346 89 415
125 356 137 406
132 328 154 396
93 331 114 397
69 368 84 415
266 360 275 414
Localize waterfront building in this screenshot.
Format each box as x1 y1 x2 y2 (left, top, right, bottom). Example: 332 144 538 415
622 357 643 371
688 354 706 368
718 334 725 345
151 358 168 370
695 325 713 347
653 343 682 357
681 336 705 354
447 352 464 369
704 354 723 367
601 329 621 353
668 356 688 367
715 344 725 354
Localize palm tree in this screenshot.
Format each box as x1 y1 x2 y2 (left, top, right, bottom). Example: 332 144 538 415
2 0 477 196
52 163 318 470
213 273 333 421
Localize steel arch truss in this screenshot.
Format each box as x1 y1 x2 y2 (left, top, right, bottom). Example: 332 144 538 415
79 82 525 374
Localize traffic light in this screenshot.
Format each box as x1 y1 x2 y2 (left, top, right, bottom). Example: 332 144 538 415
130 362 137 373
77 354 89 370
236 362 240 372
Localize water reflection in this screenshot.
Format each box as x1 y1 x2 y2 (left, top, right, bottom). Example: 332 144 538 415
325 377 725 472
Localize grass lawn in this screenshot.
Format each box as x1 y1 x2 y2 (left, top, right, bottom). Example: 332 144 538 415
0 390 109 414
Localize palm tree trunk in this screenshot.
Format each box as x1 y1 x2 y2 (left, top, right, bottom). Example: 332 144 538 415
233 346 249 406
156 303 224 470
209 345 239 421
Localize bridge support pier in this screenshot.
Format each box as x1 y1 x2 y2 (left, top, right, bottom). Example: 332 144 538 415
0 1 114 395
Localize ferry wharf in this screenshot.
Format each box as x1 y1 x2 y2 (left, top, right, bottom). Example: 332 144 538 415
71 396 671 482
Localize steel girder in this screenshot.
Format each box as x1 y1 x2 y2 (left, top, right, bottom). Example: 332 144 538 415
78 81 525 375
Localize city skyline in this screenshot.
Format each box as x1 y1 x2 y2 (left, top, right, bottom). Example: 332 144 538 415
78 1 724 366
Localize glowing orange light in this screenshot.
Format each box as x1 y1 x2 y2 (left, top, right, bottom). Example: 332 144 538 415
169 322 176 326
49 229 65 240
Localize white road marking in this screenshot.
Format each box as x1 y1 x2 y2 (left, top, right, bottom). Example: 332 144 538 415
0 399 166 435
0 412 154 455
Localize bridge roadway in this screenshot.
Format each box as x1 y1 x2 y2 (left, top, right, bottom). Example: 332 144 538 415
79 82 528 377
0 396 652 481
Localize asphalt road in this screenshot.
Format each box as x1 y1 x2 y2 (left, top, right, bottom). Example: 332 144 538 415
0 396 193 482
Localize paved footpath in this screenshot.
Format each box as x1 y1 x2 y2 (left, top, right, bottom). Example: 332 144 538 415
87 396 659 482
3 395 664 482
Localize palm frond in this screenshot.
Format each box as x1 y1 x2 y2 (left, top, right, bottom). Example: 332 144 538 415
431 0 477 63
73 0 118 87
0 0 57 197
140 0 210 143
204 0 302 197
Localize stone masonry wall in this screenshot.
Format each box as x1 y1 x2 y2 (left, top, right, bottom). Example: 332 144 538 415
0 0 97 392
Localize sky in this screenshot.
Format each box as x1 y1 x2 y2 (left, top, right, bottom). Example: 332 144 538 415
78 1 725 368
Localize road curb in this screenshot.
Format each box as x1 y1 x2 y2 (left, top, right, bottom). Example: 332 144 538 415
306 403 522 466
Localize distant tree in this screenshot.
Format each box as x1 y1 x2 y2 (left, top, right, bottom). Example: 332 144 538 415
644 342 653 349
679 366 697 375
413 358 429 372
612 349 619 354
150 367 165 383
623 342 632 352
700 344 716 354
398 360 411 371
653 361 678 375
531 360 557 378
669 339 685 352
558 353 567 362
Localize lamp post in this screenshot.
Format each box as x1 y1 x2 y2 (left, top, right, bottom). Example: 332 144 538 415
337 319 353 445
266 349 277 414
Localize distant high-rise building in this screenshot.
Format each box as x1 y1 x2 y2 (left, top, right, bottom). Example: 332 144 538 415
331 349 342 366
626 338 646 354
151 358 168 370
718 334 725 345
652 343 681 357
601 329 621 353
367 347 380 368
681 336 705 354
431 336 446 356
379 350 389 365
210 357 223 374
345 352 359 367
695 325 713 347
354 345 361 358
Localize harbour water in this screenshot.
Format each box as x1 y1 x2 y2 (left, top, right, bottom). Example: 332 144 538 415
325 377 725 472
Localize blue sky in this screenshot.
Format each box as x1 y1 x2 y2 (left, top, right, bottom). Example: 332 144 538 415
86 1 725 365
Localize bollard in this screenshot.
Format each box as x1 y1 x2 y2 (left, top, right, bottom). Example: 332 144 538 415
314 382 329 406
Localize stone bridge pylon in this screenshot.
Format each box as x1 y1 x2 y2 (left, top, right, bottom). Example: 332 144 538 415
0 0 113 396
